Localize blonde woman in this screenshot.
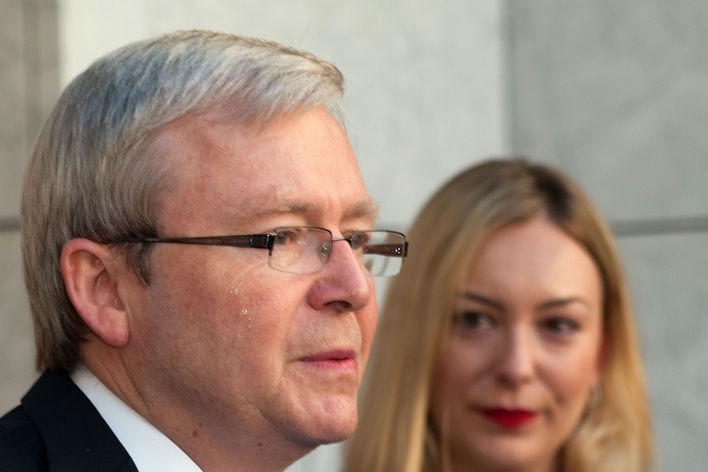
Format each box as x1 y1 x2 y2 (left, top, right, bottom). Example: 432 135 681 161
343 158 653 472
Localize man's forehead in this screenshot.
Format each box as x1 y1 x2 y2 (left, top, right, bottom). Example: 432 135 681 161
153 107 377 226
232 191 380 223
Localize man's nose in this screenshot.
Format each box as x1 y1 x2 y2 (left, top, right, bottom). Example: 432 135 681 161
308 238 373 312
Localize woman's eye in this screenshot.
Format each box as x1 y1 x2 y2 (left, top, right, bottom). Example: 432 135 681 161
542 317 580 335
452 311 491 331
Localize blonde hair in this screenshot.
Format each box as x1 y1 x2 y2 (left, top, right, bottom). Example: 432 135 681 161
343 158 653 472
22 30 345 372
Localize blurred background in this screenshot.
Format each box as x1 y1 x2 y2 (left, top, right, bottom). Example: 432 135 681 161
1 1 706 470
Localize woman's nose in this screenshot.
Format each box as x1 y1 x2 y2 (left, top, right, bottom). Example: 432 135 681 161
496 327 536 388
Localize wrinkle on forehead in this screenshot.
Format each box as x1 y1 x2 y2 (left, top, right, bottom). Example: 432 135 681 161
153 106 377 230
230 190 380 227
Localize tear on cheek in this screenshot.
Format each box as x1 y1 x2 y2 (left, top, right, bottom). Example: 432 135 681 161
225 282 253 327
240 307 253 328
228 281 242 297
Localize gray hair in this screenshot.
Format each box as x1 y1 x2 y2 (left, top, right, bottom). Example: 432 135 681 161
21 29 346 372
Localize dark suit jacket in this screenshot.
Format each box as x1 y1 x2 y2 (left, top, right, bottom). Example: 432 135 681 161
0 369 138 471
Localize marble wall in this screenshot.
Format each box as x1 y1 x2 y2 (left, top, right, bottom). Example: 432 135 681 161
0 0 58 415
507 2 708 470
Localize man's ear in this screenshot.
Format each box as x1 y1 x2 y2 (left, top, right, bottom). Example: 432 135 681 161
61 238 131 347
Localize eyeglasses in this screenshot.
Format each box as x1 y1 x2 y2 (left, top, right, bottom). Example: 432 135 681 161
118 226 408 276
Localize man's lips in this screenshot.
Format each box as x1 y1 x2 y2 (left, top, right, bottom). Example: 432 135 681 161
299 349 358 370
480 408 537 428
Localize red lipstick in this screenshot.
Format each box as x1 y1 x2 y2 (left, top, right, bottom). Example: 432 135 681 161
481 408 537 428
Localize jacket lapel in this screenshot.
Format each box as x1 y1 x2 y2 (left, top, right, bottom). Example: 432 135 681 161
22 370 139 472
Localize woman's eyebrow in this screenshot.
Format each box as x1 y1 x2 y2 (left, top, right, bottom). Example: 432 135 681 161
459 291 504 311
459 293 592 314
537 297 591 311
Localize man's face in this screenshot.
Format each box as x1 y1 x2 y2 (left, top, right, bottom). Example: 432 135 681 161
123 106 379 456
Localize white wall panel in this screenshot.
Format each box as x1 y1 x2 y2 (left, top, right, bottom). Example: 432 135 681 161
59 0 507 230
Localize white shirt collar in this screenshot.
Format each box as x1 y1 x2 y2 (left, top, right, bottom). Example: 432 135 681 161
71 364 203 472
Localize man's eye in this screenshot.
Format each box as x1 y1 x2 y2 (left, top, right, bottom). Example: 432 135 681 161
274 228 304 245
349 232 371 250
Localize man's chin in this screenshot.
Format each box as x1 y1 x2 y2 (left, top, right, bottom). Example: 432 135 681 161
300 406 358 446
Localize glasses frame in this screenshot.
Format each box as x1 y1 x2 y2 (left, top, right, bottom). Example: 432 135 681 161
115 225 408 276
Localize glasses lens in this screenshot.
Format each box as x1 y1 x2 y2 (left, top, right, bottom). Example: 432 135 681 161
270 227 332 274
361 231 407 276
269 227 407 276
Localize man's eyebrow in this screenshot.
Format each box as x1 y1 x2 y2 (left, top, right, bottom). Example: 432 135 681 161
232 197 380 223
346 199 380 221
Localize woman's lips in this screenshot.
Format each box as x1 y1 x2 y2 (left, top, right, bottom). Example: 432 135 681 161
480 408 537 428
